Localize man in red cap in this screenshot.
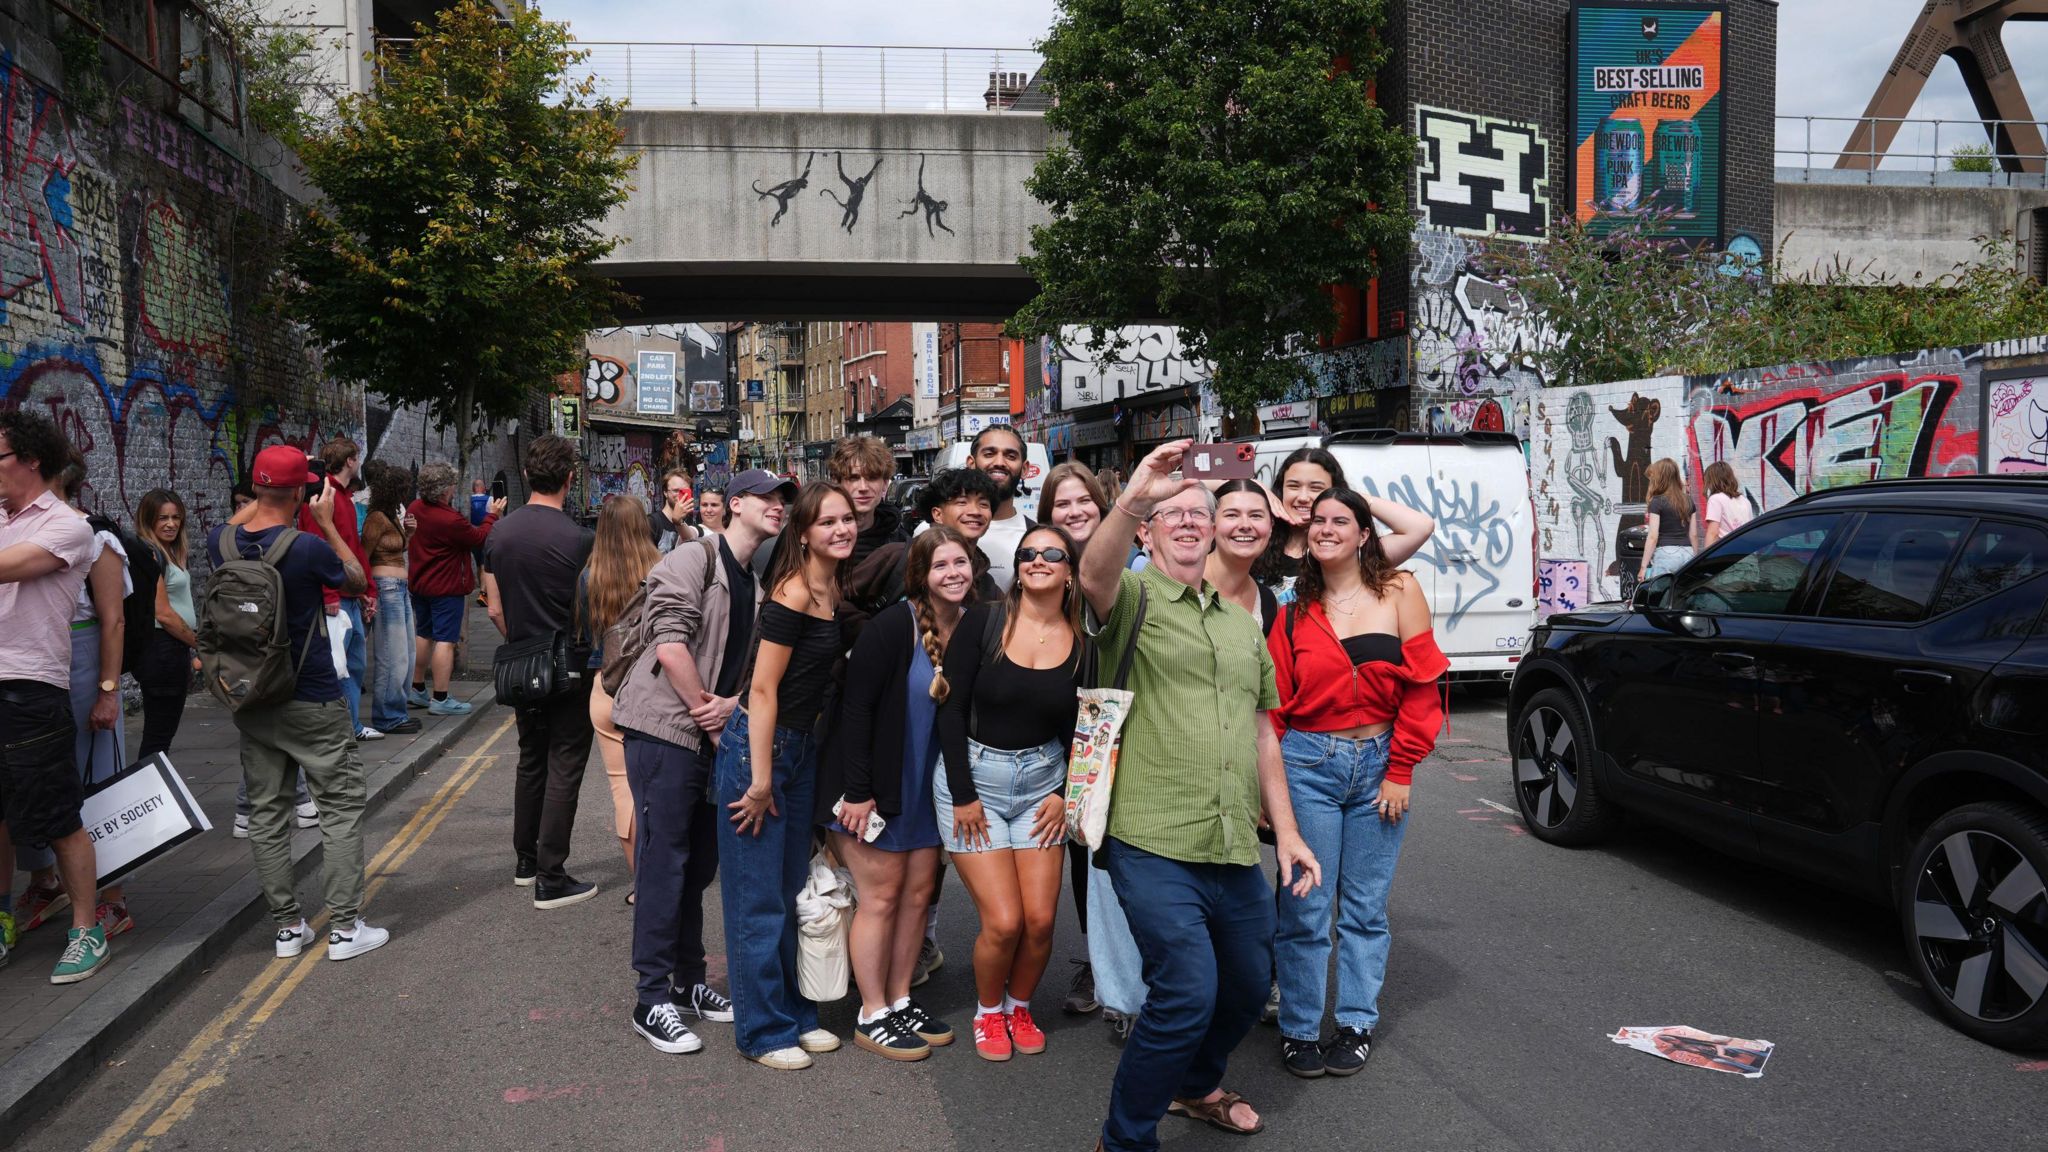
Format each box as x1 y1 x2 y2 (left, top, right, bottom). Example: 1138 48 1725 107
208 444 388 962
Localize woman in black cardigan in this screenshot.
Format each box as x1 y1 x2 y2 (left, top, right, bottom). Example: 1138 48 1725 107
826 526 976 1061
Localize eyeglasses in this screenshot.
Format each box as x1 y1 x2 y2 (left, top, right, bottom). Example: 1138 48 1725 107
1015 546 1070 564
1148 508 1214 527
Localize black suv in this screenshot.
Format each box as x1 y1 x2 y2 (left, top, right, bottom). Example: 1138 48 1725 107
1508 477 2048 1048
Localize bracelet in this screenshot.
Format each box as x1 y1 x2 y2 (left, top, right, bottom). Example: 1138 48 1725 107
1113 501 1144 519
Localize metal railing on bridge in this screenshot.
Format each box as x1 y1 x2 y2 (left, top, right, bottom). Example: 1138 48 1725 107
382 39 1047 114
1777 114 2048 184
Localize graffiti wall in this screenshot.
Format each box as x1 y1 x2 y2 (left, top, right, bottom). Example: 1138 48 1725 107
0 45 363 553
1529 343 2048 603
1408 221 1553 439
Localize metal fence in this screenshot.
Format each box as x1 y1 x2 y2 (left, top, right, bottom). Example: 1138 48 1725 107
379 40 1046 113
1777 115 2048 182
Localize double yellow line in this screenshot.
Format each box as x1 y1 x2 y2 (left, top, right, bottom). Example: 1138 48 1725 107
88 715 516 1152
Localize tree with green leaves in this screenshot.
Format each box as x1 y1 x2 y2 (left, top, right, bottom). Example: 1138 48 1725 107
287 0 634 470
1013 0 1410 412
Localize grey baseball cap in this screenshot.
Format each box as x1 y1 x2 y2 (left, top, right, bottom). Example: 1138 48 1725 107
726 468 799 501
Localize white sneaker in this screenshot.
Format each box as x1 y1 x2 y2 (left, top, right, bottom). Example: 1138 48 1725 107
295 801 320 829
275 920 314 958
750 1046 813 1070
798 1028 841 1054
233 813 251 839
355 727 385 742
327 919 389 961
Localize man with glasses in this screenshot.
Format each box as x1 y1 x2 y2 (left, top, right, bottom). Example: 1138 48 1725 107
1077 438 1322 1151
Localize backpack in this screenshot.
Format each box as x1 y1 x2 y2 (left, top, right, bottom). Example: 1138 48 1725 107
198 527 321 713
600 535 718 697
85 514 161 680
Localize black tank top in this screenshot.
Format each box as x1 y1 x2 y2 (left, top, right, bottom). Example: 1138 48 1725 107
1339 632 1403 668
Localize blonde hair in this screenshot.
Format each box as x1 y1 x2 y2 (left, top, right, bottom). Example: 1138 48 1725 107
584 496 662 636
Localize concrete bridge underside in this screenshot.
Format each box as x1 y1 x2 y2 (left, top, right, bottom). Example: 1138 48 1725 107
599 109 1059 321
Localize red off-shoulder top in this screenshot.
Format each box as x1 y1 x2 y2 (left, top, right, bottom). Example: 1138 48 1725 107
1267 601 1449 785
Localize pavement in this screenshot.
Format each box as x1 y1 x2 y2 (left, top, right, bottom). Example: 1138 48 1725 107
14 685 2048 1152
0 598 506 1139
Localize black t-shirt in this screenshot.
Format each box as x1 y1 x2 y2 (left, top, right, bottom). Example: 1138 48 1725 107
482 504 595 643
208 524 346 704
754 599 840 733
1649 496 1691 547
713 537 756 699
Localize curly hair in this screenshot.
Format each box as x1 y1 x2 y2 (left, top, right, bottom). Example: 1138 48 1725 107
904 525 970 702
915 467 1000 520
0 409 70 481
417 462 459 507
1292 488 1401 606
365 460 416 524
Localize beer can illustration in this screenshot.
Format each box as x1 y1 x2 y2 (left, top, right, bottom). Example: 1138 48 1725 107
1653 119 1701 214
1596 115 1644 211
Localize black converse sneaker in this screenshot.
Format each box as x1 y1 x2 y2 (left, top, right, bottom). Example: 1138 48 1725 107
633 1002 703 1054
1283 1037 1327 1078
1322 1027 1371 1076
672 981 735 1023
892 999 954 1046
854 1010 931 1061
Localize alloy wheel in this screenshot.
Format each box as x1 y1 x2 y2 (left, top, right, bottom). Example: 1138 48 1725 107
1515 706 1579 829
1913 829 2048 1022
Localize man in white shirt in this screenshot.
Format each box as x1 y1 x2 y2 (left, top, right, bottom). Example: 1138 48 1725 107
963 425 1033 592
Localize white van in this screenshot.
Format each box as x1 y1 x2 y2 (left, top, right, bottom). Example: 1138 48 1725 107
939 437 1055 505
1253 430 1535 678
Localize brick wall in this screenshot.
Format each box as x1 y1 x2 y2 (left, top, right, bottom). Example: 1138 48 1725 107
0 9 524 572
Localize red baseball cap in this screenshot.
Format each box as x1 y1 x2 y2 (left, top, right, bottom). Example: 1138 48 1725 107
252 444 318 487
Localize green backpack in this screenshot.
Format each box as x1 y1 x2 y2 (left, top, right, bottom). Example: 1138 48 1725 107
198 528 323 713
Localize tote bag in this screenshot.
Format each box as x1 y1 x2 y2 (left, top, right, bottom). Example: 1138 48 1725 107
1064 586 1147 850
81 752 213 886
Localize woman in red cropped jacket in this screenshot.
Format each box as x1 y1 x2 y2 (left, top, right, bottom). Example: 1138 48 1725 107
1265 487 1446 1080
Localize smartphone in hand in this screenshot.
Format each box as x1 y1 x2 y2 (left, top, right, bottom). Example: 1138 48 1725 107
491 477 507 501
1182 442 1256 481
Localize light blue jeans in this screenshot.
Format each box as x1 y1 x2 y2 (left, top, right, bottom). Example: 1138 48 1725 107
1087 849 1149 1016
369 577 415 731
1645 545 1695 580
339 599 367 733
933 738 1066 853
1274 728 1405 1041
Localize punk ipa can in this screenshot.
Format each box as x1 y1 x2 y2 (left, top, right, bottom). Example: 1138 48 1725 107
1596 115 1645 211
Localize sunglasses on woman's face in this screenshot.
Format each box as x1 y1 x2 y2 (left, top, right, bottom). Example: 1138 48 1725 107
1015 546 1070 564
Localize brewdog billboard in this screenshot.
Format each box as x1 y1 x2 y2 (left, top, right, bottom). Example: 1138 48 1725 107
1570 3 1726 246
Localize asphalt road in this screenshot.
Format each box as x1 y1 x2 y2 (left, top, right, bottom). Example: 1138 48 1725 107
20 689 2048 1152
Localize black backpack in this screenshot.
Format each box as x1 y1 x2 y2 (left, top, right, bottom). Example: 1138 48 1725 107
86 513 162 679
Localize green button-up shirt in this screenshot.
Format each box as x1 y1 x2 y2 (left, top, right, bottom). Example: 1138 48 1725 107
1094 564 1279 867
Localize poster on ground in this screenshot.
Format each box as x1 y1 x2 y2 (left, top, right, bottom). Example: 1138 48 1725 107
1609 1025 1775 1078
1569 3 1726 246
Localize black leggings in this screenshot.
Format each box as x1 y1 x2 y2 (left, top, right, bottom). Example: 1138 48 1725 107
1068 838 1090 935
136 629 192 761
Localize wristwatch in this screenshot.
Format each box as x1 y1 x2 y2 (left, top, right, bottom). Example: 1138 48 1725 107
99 679 118 693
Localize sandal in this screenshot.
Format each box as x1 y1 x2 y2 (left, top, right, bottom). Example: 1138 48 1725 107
1167 1090 1264 1136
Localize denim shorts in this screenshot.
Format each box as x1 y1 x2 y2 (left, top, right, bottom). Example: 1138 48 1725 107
411 591 467 642
934 738 1067 853
0 680 86 845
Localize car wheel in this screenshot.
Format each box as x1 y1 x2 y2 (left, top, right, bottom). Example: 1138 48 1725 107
1511 687 1618 845
1899 802 2048 1049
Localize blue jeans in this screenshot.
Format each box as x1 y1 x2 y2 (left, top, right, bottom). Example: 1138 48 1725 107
713 709 819 1058
1087 851 1149 1016
339 599 367 732
369 578 415 731
933 738 1066 852
1275 728 1405 1041
627 732 721 1007
1102 838 1274 1152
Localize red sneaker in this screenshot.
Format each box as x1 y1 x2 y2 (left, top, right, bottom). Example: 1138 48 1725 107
973 1012 1012 1062
20 884 68 932
1007 1005 1046 1055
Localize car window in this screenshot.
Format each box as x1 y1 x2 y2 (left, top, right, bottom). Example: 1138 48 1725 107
1815 513 1968 623
1931 521 2048 616
1671 513 1839 616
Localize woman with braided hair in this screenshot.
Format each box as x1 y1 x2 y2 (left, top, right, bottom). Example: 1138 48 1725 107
826 525 976 1060
936 523 1089 1062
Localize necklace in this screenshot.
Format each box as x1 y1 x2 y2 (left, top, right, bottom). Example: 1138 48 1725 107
1326 586 1363 612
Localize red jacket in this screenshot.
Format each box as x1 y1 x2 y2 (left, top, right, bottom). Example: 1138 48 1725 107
300 476 368 606
1267 601 1449 785
407 498 495 597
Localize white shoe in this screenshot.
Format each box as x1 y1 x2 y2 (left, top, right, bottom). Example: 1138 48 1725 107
295 801 320 829
327 919 389 961
275 920 314 958
750 1046 813 1070
355 727 385 742
233 813 251 839
798 1028 841 1054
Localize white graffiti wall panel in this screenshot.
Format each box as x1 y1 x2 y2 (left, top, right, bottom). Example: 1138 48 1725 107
1409 223 1553 438
1988 376 2047 474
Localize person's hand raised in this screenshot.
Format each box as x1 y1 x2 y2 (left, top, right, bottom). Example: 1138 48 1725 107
1119 439 1199 519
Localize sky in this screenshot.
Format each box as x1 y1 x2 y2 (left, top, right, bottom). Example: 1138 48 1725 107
535 0 2048 160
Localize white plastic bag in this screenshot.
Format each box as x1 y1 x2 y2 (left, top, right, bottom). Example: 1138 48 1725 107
795 848 855 1003
327 607 352 681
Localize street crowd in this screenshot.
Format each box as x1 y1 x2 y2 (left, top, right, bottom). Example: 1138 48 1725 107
0 403 1498 1151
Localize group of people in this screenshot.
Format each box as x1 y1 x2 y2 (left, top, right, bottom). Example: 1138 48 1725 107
1638 456 1755 586
0 404 1454 1151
